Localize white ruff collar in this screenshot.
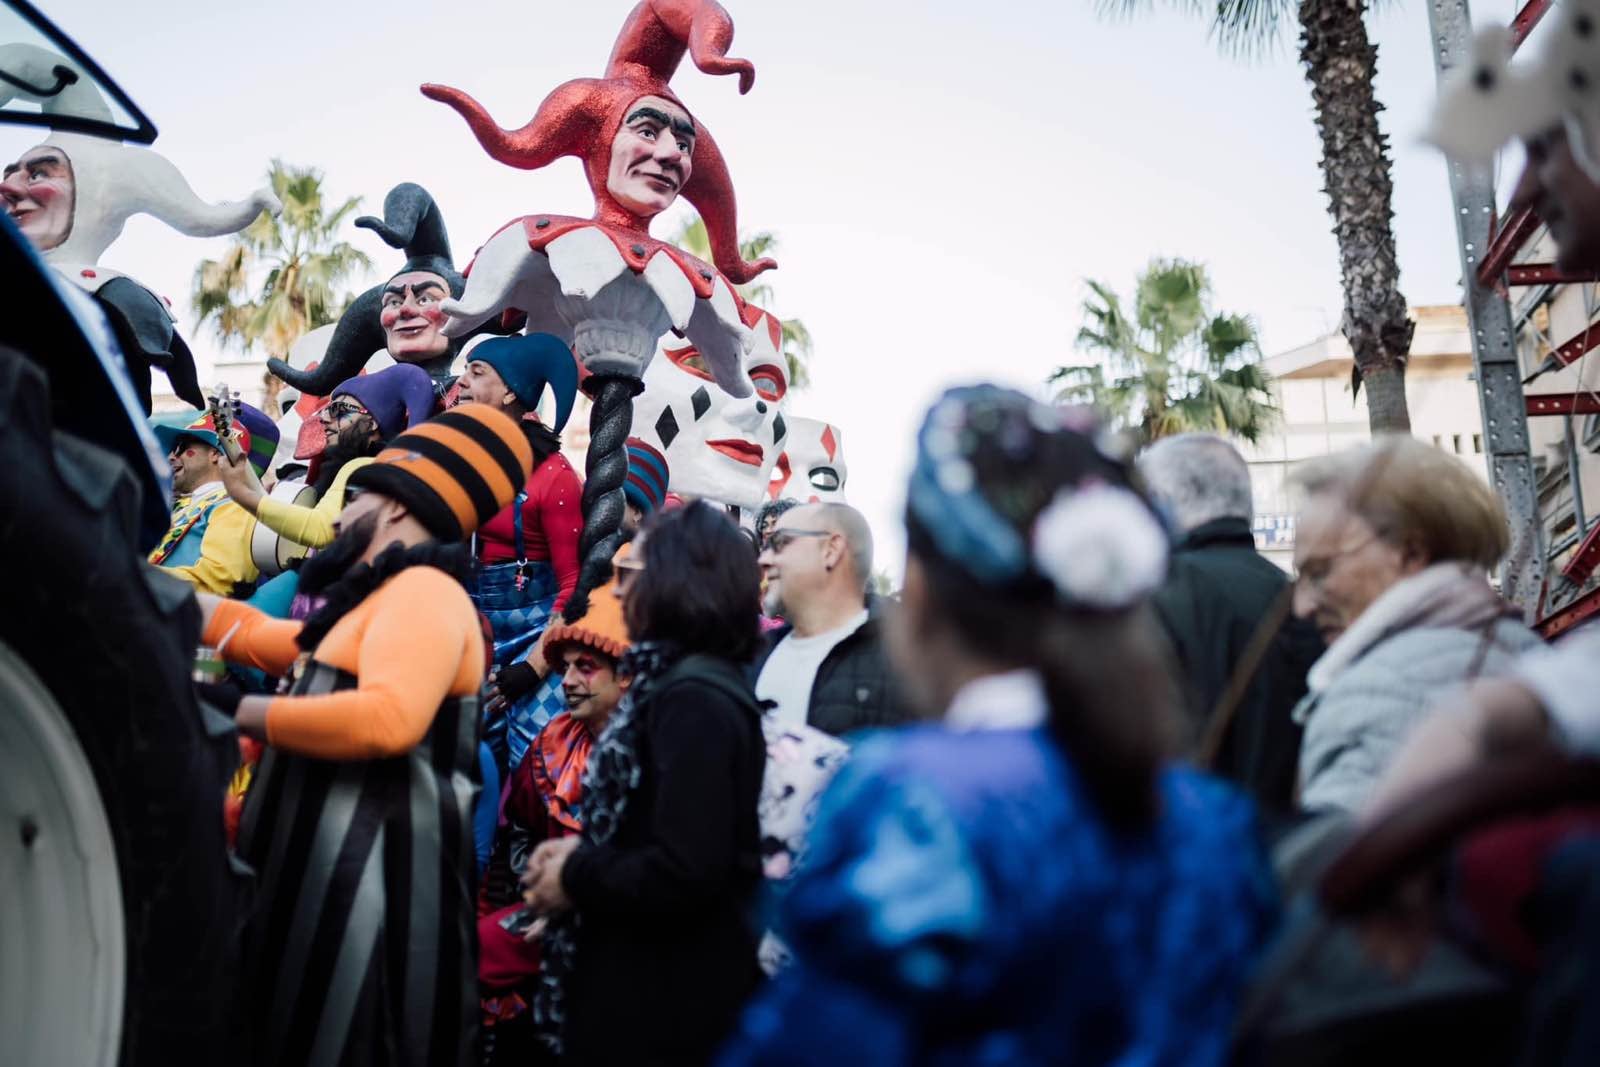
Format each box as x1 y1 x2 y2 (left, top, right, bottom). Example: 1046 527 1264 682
944 669 1048 731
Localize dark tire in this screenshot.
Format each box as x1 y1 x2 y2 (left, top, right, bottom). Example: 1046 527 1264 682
0 347 245 1066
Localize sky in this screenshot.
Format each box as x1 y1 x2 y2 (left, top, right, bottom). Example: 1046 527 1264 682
3 0 1531 570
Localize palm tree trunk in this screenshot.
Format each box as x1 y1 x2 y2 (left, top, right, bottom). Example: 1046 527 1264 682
1299 0 1414 434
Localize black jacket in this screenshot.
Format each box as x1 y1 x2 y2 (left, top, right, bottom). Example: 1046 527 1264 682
751 595 911 738
1150 517 1323 813
560 654 766 1065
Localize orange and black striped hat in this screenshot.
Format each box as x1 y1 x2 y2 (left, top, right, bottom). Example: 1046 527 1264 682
347 403 533 541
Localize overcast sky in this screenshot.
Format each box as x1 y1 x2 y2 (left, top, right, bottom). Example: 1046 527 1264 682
4 0 1524 568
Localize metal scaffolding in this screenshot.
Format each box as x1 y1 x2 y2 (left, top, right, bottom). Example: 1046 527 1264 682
1424 0 1600 637
1426 0 1544 615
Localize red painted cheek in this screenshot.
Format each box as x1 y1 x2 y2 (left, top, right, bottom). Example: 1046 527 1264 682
379 306 401 329
420 305 445 326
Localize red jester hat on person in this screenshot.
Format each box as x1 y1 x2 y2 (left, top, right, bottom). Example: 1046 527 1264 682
421 0 774 286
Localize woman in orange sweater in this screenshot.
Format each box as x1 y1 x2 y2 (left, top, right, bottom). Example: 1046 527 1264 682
197 404 532 1067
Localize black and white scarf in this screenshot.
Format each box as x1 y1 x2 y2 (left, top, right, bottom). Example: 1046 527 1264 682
534 640 685 1052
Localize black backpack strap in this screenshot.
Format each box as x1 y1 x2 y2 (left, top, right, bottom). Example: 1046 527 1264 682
656 653 763 718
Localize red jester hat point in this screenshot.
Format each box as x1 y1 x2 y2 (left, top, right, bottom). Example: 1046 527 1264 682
420 0 775 286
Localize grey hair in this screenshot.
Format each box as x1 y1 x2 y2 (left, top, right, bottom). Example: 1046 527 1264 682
818 502 874 592
1137 433 1253 533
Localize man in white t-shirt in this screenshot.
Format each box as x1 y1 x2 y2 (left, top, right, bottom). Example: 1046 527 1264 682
753 503 906 736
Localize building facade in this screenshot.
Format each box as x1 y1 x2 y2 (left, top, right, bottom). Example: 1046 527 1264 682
1240 306 1489 570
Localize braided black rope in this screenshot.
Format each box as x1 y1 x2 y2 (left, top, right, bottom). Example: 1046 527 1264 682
567 374 642 619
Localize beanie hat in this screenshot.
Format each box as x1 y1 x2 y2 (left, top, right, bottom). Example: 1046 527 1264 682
347 403 533 541
332 363 438 441
151 401 279 481
624 437 670 515
542 544 634 665
463 333 580 432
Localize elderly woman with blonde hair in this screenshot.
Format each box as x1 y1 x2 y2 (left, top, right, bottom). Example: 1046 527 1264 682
1288 436 1540 813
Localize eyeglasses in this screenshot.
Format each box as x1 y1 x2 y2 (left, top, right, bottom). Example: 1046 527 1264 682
1293 531 1380 593
764 528 832 555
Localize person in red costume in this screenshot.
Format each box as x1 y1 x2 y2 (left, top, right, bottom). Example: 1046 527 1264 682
453 332 584 773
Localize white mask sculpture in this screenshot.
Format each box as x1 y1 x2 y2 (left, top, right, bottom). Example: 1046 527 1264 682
769 416 848 504
634 302 789 510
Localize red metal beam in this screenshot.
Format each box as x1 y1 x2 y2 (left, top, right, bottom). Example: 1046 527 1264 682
1562 525 1600 587
1506 263 1600 286
1544 321 1600 371
1512 0 1555 47
1527 393 1600 416
1538 584 1600 640
1477 207 1542 287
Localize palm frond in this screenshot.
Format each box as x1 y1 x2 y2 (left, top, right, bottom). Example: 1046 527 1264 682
1057 256 1274 445
1210 0 1293 58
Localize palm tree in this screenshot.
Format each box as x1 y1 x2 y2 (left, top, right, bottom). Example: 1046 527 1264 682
1102 0 1413 433
193 161 373 402
668 214 814 390
1050 259 1277 444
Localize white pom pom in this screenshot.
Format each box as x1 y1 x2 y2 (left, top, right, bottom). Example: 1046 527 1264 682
1030 485 1168 609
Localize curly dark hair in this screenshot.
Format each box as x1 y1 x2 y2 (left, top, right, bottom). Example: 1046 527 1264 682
624 500 762 663
754 497 800 548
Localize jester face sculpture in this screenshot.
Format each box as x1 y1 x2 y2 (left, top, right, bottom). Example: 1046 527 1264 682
606 96 696 218
380 270 454 364
1 145 74 251
772 416 849 504
635 333 788 510
268 183 470 397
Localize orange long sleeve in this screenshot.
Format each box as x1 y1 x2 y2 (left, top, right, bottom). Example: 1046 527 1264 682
206 599 305 677
262 566 485 760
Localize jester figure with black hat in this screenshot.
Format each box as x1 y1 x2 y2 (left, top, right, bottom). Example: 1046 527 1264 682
148 403 279 598
452 332 584 776
193 403 535 1067
267 182 483 407
422 0 775 615
0 44 280 413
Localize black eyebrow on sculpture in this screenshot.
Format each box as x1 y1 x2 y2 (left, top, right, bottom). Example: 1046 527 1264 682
383 279 448 297
5 152 63 177
625 106 696 139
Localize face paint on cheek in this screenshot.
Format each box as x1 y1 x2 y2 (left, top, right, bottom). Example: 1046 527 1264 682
380 305 401 330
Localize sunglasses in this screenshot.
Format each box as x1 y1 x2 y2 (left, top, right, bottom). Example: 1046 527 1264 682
322 402 366 422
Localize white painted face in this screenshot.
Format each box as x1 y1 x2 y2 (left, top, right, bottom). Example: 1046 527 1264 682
634 311 789 510
772 416 848 504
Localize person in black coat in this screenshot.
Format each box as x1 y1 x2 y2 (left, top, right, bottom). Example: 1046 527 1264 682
1140 434 1323 814
521 501 766 1065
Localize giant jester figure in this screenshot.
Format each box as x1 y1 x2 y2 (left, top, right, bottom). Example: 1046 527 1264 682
0 44 280 413
423 0 774 606
267 182 476 403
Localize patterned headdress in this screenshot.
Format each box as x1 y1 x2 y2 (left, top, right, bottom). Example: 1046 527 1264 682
907 385 1169 612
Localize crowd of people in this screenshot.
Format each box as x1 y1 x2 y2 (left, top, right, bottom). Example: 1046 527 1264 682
12 0 1600 1064
131 375 1600 1067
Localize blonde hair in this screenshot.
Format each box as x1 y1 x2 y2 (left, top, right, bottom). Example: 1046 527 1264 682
1292 436 1508 568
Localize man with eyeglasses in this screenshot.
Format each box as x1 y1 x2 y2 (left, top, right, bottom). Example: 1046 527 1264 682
148 403 279 597
215 363 437 552
753 503 907 737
